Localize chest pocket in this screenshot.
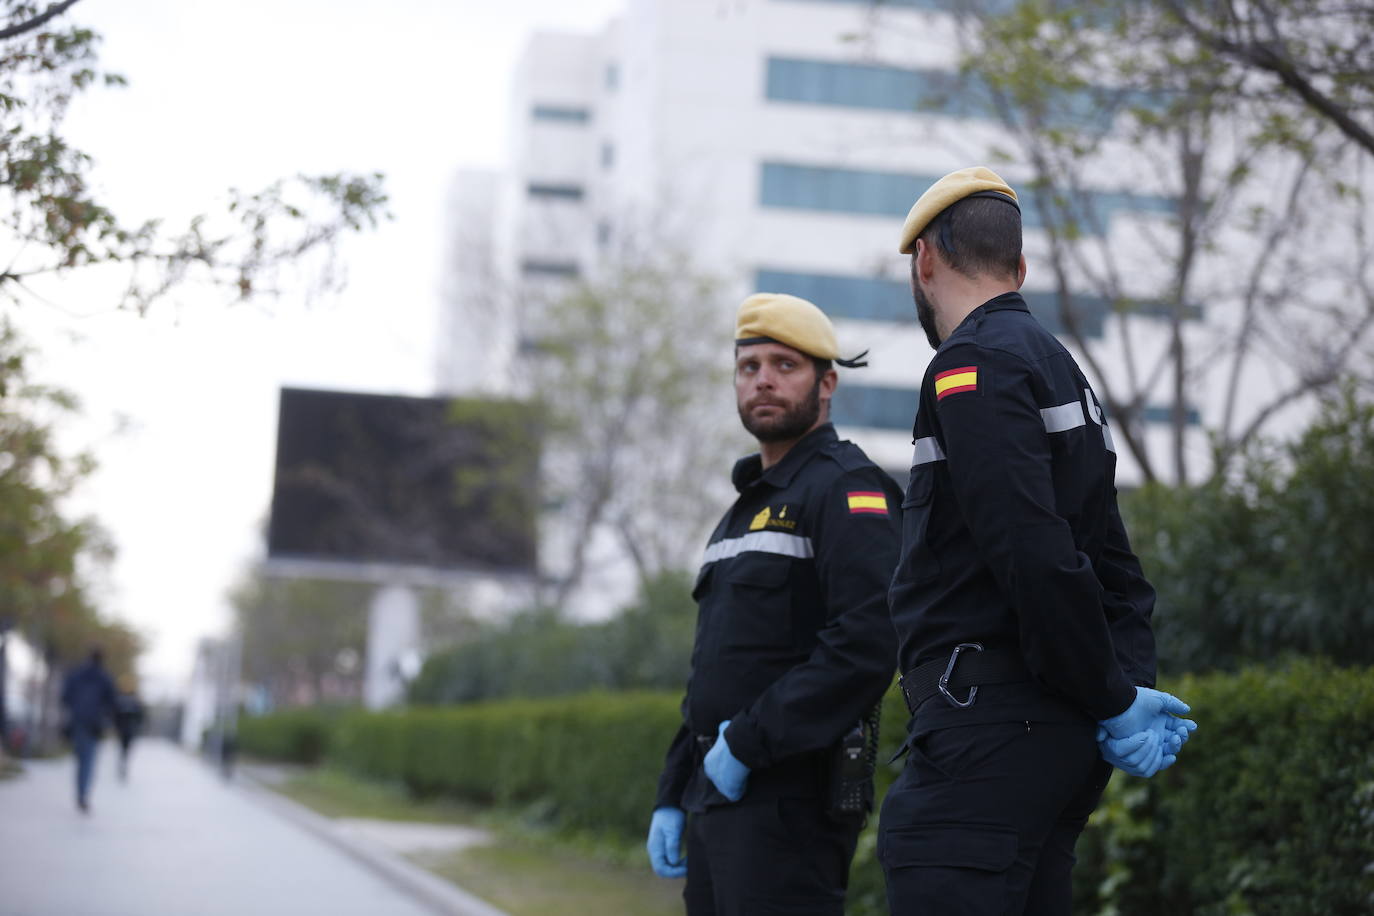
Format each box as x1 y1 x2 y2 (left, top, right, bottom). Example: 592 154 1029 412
722 555 795 650
896 464 940 585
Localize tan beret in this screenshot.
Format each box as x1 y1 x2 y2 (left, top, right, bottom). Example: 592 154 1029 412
898 166 1019 254
736 293 869 367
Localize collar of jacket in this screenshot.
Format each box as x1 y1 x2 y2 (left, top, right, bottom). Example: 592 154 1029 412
731 422 838 493
942 290 1029 345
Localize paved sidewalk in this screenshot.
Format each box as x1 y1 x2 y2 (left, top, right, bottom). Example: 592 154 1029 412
0 739 488 916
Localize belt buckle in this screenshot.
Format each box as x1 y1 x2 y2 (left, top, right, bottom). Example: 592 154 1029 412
938 642 985 709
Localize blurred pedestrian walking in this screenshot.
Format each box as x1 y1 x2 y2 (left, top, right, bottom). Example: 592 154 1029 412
113 677 145 781
60 648 117 812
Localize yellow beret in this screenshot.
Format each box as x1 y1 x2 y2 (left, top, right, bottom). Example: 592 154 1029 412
736 293 869 367
898 166 1019 254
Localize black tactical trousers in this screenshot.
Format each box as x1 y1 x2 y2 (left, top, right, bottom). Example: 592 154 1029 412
878 720 1111 915
683 798 861 916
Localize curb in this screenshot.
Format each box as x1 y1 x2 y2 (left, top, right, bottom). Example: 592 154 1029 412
235 772 510 916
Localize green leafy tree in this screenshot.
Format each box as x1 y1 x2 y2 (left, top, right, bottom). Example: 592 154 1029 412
1124 388 1374 671
521 246 741 609
0 316 139 748
864 0 1374 482
0 0 388 314
230 571 372 708
1161 0 1374 159
408 570 697 705
0 0 388 741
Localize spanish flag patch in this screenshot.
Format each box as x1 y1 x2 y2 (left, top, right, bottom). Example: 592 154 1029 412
935 365 978 400
847 491 889 515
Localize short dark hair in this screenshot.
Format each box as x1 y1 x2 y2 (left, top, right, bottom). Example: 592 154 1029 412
918 195 1021 279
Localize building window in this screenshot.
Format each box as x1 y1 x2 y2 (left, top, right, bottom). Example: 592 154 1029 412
601 141 615 169
605 62 619 91
774 0 1013 12
831 384 917 432
1141 405 1202 426
767 57 989 117
756 268 912 323
531 104 591 124
759 163 1173 234
760 162 921 217
521 260 580 278
597 221 612 247
527 183 585 202
767 55 1151 130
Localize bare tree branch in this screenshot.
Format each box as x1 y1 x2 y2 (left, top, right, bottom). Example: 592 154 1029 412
0 0 82 41
1220 154 1315 441
1165 0 1374 157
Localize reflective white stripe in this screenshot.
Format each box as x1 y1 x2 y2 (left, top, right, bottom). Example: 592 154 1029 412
1084 388 1104 425
702 530 814 566
1041 394 1116 452
1041 400 1087 434
1082 388 1116 453
911 436 946 466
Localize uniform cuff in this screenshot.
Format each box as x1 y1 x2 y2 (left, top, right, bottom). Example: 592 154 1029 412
1094 679 1139 722
723 718 770 770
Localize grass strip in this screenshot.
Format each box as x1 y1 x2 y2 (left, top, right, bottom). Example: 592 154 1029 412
271 766 682 916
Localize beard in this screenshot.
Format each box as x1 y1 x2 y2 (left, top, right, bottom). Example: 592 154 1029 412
739 380 823 443
913 279 941 350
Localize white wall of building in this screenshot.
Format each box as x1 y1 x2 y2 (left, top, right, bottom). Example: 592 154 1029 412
437 0 1350 613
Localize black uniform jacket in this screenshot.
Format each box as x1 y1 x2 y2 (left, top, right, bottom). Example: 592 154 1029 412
888 292 1157 735
655 423 902 812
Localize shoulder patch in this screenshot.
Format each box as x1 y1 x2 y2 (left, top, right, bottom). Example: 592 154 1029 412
935 365 978 400
846 491 889 516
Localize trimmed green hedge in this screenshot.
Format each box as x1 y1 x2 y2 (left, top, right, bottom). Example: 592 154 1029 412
237 706 339 765
1075 660 1374 915
333 691 684 839
239 661 1374 915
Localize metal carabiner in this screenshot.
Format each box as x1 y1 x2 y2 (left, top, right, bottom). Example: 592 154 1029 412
938 642 985 708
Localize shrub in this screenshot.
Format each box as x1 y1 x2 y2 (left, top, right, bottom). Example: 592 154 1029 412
1074 660 1374 915
236 706 338 764
407 571 697 705
1124 390 1374 672
238 661 1374 915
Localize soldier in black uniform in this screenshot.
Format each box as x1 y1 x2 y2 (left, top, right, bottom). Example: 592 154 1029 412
879 167 1196 914
646 293 902 916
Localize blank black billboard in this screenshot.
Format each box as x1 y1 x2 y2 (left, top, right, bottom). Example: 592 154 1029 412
267 387 538 573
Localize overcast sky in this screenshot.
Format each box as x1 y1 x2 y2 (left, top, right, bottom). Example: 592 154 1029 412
12 0 623 695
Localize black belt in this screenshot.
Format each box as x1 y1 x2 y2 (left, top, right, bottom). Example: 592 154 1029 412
898 644 1031 714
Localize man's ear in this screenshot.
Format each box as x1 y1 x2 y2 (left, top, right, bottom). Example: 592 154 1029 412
1016 253 1028 289
819 367 838 401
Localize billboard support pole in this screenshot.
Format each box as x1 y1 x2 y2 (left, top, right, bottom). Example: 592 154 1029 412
363 584 422 709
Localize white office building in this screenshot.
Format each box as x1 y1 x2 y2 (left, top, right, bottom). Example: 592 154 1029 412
438 0 1214 481
434 0 1360 612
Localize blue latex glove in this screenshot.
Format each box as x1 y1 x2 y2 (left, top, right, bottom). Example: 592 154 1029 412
1097 688 1199 778
646 807 687 878
703 720 750 801
1099 713 1186 754
1099 729 1172 778
1170 712 1199 747
1099 687 1192 740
